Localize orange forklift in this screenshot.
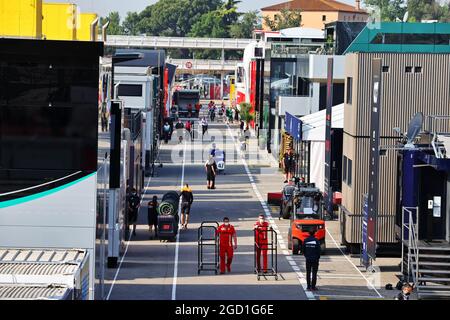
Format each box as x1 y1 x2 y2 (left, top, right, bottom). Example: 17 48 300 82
287 184 326 255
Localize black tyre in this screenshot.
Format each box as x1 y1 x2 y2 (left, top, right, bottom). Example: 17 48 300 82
158 201 176 215
282 205 291 219
320 240 326 255
287 229 292 248
292 238 300 255
162 191 180 202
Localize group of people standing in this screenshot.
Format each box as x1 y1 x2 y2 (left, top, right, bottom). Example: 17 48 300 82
174 119 194 143
131 183 195 241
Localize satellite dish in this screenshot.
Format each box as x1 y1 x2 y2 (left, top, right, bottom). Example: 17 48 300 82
405 112 423 147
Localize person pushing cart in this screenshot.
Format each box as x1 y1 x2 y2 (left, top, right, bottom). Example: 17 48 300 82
216 217 237 274
254 214 269 273
253 215 278 280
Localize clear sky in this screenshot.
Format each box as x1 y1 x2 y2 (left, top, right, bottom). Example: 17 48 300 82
45 0 357 19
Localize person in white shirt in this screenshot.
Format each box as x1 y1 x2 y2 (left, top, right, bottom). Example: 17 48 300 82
201 117 208 137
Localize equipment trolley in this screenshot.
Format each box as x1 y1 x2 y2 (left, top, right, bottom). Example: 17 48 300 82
198 221 219 275
254 226 279 281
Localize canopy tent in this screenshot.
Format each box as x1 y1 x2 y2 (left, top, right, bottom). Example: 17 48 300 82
293 103 345 192
300 103 344 141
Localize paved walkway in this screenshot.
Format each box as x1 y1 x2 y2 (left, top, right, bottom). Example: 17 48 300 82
102 106 402 300
103 117 308 300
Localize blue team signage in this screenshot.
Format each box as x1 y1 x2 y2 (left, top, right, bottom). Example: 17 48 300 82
285 112 302 141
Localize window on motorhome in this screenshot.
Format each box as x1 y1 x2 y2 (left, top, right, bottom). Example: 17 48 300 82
347 158 352 187
343 156 348 183
118 84 143 97
346 77 353 104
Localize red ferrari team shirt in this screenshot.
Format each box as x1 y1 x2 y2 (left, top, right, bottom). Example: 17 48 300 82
217 224 236 247
254 221 270 244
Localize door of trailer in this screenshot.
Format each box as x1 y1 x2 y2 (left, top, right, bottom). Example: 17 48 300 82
418 167 448 241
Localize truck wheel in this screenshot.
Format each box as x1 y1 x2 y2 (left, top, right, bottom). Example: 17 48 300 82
292 239 300 255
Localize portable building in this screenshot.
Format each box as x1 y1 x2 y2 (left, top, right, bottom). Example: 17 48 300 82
0 0 43 39
0 248 90 300
42 3 77 40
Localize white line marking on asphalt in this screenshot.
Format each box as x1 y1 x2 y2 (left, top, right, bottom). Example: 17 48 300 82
171 140 187 301
226 125 315 300
325 228 383 298
106 174 153 300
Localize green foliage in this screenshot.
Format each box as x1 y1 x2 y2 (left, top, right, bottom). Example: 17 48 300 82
239 102 254 125
100 11 123 35
189 11 229 38
101 0 260 40
407 0 450 22
229 11 261 38
363 0 406 21
263 9 302 31
363 0 450 22
122 12 141 35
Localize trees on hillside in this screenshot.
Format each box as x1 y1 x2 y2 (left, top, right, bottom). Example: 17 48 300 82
100 0 260 38
230 11 261 38
100 11 123 35
363 0 450 22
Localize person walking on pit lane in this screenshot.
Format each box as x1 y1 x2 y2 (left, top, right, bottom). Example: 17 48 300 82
187 103 193 118
147 196 159 239
302 230 321 291
163 122 171 144
179 184 194 230
282 147 295 183
216 217 237 274
175 119 185 144
205 155 217 189
254 214 269 273
185 120 193 140
127 188 140 237
201 117 208 138
195 103 201 117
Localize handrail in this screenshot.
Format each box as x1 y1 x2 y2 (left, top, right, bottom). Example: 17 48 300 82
104 35 255 50
402 206 419 298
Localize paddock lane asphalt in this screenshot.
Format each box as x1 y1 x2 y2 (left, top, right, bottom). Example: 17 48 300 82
104 120 308 300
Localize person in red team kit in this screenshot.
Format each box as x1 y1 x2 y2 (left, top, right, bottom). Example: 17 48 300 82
216 217 237 274
254 214 269 273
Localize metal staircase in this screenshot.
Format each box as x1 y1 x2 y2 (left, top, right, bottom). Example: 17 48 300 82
402 207 450 299
412 246 450 299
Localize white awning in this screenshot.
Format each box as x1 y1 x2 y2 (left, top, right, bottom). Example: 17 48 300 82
300 103 344 141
